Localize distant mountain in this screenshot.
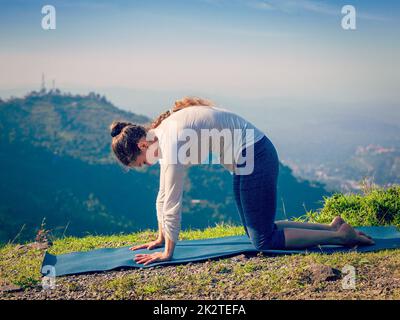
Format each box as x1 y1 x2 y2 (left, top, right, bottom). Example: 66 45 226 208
349 145 400 184
0 90 148 164
288 144 400 192
0 90 329 243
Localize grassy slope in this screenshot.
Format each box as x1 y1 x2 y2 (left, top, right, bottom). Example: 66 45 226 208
1 186 400 300
1 224 400 300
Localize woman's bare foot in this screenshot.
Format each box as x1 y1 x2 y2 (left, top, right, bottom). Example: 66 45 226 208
338 223 375 247
330 216 346 231
330 216 373 239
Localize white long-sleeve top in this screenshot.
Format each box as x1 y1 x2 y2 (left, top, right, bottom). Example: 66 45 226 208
151 106 265 243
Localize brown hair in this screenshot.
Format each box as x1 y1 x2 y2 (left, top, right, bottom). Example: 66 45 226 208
110 96 214 166
150 96 214 129
110 122 147 166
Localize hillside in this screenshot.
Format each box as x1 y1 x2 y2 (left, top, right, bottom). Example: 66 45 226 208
0 90 330 243
289 144 400 193
0 90 149 164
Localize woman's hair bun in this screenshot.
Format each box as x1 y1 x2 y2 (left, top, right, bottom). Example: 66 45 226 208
110 121 131 138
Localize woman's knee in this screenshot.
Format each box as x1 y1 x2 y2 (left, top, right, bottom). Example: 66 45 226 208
249 228 286 250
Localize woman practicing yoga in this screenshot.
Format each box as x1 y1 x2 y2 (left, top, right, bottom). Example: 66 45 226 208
110 97 374 265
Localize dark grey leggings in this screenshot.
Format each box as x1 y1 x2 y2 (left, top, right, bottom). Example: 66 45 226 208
233 135 286 250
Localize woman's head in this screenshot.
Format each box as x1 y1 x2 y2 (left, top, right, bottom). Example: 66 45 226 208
110 96 214 168
110 121 150 167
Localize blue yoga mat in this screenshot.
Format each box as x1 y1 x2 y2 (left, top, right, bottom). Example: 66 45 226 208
41 226 400 277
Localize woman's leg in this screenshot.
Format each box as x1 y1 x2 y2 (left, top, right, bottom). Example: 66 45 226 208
275 217 373 240
284 223 374 249
233 173 249 237
238 137 373 250
275 216 346 231
238 138 285 250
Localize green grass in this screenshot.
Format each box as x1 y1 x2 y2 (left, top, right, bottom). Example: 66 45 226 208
0 244 43 288
102 273 176 299
298 185 400 228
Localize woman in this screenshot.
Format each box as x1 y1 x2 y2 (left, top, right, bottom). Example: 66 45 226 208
110 97 374 266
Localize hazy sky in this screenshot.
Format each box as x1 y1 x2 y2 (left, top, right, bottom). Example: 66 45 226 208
0 0 399 107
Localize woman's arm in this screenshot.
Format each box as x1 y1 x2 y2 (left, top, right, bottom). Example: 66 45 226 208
133 163 184 264
129 222 166 252
157 222 165 242
130 163 166 251
164 235 176 258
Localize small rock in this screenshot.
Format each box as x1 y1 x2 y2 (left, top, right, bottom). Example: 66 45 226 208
231 254 248 262
309 264 341 283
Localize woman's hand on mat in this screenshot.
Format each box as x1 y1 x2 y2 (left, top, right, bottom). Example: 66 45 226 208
134 237 175 265
134 251 172 265
129 238 164 251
